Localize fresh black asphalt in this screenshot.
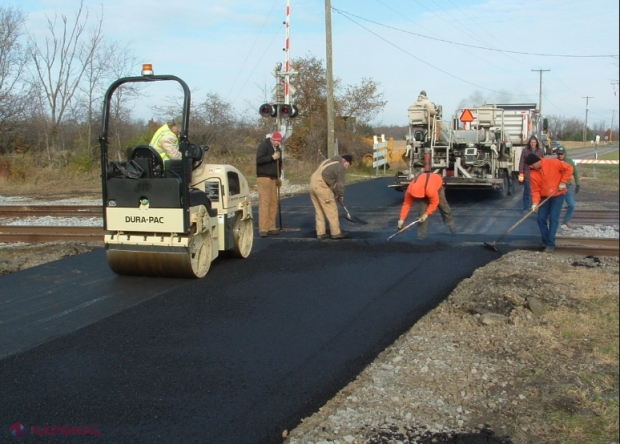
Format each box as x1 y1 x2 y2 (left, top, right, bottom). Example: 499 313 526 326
0 177 540 443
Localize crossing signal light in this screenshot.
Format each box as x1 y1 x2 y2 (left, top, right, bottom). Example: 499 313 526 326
279 104 298 118
259 103 298 118
259 103 276 118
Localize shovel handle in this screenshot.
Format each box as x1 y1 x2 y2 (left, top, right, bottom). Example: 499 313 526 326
387 219 421 241
337 198 352 217
491 189 560 245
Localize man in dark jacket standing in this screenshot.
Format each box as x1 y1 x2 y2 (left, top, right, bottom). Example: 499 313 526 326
256 131 282 237
309 154 352 239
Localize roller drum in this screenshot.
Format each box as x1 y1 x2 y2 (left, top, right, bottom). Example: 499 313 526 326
106 231 212 279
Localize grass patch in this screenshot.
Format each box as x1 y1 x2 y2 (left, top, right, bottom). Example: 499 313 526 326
541 277 620 444
598 149 620 160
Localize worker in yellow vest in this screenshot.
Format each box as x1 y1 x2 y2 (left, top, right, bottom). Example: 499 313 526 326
150 121 181 161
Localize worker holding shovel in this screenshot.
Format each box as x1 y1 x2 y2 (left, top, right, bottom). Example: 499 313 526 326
309 154 353 240
525 153 573 252
397 172 456 241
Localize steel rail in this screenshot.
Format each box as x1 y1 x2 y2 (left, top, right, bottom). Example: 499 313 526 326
555 237 619 257
0 226 105 243
0 206 618 225
0 205 102 218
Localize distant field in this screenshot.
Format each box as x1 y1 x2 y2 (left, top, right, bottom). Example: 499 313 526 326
599 149 619 160
561 140 617 150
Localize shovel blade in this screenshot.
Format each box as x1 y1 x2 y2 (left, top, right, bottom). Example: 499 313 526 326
483 241 500 253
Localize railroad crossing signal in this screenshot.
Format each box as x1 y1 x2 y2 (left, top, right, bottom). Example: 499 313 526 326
258 103 298 119
279 104 298 118
259 103 277 118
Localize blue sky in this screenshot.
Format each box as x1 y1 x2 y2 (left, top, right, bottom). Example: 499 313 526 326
17 0 620 128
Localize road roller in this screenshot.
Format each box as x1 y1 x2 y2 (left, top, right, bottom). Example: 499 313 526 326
99 66 253 278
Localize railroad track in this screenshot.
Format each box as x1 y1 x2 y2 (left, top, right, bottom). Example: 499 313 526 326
0 207 618 256
555 237 619 257
1 205 619 225
0 205 102 218
0 226 105 243
449 209 619 225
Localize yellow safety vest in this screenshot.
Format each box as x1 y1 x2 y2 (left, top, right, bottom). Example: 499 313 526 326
149 124 178 161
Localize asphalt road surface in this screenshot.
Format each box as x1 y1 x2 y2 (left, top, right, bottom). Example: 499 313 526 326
0 177 538 443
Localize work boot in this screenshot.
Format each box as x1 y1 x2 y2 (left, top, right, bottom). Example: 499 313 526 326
317 234 329 240
417 234 426 241
259 232 267 238
449 224 457 234
268 230 279 235
331 232 349 239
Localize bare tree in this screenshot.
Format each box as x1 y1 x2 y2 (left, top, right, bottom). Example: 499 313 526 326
192 92 238 154
72 39 141 161
339 78 387 125
27 1 103 162
286 54 386 161
0 5 30 150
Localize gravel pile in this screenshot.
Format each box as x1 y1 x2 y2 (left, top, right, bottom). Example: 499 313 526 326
284 251 619 444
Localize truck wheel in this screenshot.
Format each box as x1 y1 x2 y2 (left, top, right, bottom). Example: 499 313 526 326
232 214 253 258
494 172 509 199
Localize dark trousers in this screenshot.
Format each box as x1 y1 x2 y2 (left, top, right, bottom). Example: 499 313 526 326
417 187 454 237
563 185 576 224
537 194 565 250
522 178 532 210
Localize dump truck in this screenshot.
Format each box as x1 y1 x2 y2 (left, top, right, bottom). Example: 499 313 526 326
491 103 551 157
100 65 253 278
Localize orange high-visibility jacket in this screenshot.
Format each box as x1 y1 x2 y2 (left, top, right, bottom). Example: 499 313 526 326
530 157 574 204
399 173 443 220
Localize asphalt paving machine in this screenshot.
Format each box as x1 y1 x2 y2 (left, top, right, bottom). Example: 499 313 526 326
390 103 516 198
100 65 253 278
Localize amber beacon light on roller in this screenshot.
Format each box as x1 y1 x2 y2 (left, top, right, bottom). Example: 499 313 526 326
141 64 154 76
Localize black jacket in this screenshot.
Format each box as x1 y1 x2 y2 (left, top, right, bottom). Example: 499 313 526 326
256 138 282 178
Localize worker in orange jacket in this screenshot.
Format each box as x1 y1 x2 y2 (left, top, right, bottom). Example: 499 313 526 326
524 153 573 252
397 172 456 240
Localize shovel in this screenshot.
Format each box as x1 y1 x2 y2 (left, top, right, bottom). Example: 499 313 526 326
483 190 559 253
387 219 421 241
274 156 301 232
338 199 368 225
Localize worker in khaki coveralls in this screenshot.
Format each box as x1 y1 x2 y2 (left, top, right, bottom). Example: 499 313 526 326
309 154 353 240
255 132 282 238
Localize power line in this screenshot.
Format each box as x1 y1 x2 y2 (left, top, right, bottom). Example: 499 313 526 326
332 7 618 59
332 8 515 96
371 0 533 81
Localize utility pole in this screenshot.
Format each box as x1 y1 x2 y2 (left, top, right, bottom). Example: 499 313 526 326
531 69 550 114
611 109 616 142
582 96 593 145
325 0 335 158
